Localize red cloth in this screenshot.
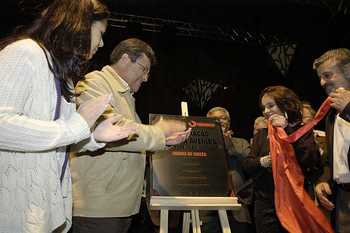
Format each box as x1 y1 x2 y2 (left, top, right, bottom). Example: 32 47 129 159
268 97 334 233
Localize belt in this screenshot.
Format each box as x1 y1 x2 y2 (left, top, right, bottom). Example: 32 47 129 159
337 183 350 192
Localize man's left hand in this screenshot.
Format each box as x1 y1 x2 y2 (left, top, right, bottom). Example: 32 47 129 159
329 88 350 112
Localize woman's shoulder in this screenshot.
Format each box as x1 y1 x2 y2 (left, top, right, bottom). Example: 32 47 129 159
1 39 49 68
3 39 46 58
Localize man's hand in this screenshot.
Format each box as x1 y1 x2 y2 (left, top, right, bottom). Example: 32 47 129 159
78 94 112 128
260 154 272 168
154 117 191 145
165 128 192 145
269 114 288 128
329 87 350 112
315 182 334 211
93 115 137 142
223 130 233 138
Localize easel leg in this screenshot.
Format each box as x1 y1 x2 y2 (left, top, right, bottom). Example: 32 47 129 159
160 209 169 233
191 210 201 233
194 210 201 233
218 210 231 233
182 212 191 233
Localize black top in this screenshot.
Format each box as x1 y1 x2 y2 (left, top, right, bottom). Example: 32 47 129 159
242 124 322 201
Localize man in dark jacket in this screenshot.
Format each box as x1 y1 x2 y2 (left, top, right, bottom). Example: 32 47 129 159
202 107 253 233
313 48 350 233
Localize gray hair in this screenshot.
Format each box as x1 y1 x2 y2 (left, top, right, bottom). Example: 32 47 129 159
313 48 350 70
207 107 230 122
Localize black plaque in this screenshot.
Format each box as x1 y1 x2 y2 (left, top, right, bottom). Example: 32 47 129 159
149 114 229 197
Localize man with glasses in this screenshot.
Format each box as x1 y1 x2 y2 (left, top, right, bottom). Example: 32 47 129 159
70 38 189 233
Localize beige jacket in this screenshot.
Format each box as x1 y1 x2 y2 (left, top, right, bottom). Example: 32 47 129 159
71 66 166 217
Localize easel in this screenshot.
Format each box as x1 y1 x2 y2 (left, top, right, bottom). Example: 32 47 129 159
150 102 241 233
150 196 240 233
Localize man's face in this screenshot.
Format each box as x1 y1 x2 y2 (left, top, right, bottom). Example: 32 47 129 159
207 111 230 133
317 60 350 95
253 117 267 135
126 53 151 93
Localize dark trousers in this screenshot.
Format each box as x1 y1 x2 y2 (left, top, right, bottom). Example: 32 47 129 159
334 185 350 233
254 199 287 233
72 216 132 233
200 212 254 233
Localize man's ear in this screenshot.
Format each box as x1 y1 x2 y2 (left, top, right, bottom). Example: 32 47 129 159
343 63 350 80
119 53 129 65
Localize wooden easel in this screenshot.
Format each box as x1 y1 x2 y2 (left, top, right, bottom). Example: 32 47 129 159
150 103 241 233
150 196 241 233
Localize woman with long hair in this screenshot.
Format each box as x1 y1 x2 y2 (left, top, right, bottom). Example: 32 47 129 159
242 86 322 233
0 0 137 232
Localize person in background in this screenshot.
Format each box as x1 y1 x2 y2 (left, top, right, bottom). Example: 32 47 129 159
242 86 322 233
200 106 253 233
253 116 268 136
70 38 190 233
0 0 137 232
251 116 268 145
313 48 350 232
302 101 327 157
302 101 316 124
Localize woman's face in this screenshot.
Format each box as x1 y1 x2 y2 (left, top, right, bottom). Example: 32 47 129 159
261 94 283 119
89 19 108 59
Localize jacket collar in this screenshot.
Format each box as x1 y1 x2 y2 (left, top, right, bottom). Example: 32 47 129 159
102 65 130 94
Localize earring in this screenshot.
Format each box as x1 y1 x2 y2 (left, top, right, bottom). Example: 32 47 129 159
284 112 288 120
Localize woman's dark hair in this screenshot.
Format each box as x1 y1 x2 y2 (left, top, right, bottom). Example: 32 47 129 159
259 85 302 124
0 0 110 101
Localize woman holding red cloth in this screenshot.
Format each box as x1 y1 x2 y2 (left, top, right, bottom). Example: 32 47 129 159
242 86 323 233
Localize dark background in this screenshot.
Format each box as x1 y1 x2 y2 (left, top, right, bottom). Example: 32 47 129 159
2 0 350 140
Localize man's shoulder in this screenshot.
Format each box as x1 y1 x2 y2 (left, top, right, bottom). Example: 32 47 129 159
84 66 111 80
231 137 250 148
231 136 249 144
229 136 251 155
75 67 113 95
80 66 115 88
84 66 127 91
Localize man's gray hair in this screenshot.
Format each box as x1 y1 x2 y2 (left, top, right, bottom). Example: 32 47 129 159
207 107 230 121
313 48 350 70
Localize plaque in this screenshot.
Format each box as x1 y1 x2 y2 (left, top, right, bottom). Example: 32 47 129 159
149 114 229 197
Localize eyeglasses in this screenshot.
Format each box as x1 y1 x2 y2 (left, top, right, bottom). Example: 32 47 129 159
210 115 229 122
135 62 150 75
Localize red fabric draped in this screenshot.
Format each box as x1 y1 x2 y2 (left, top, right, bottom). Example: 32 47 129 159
268 97 334 233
